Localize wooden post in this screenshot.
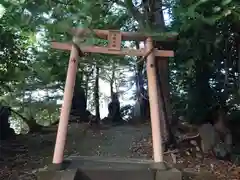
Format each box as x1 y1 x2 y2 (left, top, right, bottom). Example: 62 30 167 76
52 44 79 165
145 37 163 162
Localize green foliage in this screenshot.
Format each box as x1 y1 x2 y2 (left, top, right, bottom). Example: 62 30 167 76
0 0 135 133
170 0 240 123
1 0 240 132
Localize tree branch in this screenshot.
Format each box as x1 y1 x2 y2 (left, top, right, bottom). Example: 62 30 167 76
113 0 145 29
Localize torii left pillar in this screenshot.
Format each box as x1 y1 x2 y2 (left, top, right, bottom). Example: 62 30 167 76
52 43 83 165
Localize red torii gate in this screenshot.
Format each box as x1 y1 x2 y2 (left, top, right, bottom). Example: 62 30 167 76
42 28 181 180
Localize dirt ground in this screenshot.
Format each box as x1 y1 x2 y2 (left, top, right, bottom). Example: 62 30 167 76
0 123 240 180
0 123 151 179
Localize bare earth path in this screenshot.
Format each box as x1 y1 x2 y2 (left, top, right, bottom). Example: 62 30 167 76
67 124 151 158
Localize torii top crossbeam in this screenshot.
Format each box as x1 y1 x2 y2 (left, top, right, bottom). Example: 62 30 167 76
51 28 176 167
52 28 175 57
69 28 177 41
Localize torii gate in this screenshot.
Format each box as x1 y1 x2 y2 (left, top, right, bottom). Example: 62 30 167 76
40 29 181 180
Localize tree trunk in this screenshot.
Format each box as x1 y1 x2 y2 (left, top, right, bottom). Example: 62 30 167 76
94 66 100 122
85 78 89 104
149 0 172 143
224 40 229 90
238 45 240 88
110 63 115 98
135 41 145 97
85 66 94 105
156 59 173 142
135 41 148 122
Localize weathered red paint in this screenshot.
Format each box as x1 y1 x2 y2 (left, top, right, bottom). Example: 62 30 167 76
52 29 174 165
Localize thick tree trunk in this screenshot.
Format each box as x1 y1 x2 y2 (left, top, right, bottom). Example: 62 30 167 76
156 58 172 142
149 0 172 143
94 66 100 122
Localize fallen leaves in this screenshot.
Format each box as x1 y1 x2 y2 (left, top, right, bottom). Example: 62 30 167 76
131 135 240 180
1 124 240 180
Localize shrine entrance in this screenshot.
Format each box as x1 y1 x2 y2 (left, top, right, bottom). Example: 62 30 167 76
38 28 182 180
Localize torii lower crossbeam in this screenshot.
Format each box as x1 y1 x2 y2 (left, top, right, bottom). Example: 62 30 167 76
51 42 174 57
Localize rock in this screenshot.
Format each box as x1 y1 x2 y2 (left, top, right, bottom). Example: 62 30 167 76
224 133 232 153
214 142 227 158
198 123 216 153
108 93 122 124
198 122 232 159
213 132 232 159
133 100 141 120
